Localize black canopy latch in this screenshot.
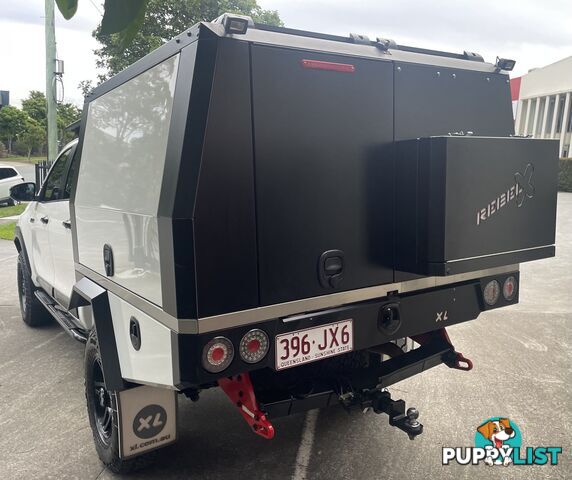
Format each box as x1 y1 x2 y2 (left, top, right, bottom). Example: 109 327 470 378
318 250 345 289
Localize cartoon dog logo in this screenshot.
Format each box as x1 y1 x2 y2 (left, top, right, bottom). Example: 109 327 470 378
477 418 516 466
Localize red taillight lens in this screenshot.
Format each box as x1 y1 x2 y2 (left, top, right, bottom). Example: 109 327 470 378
503 276 517 301
202 337 234 373
300 59 356 73
483 280 501 306
239 329 269 364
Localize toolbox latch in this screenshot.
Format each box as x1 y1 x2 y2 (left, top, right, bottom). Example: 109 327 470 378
318 250 345 288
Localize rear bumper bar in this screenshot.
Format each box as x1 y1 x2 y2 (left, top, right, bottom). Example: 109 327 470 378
178 270 519 386
258 329 459 418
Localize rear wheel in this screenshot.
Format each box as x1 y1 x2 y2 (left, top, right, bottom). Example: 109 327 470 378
85 331 155 473
17 252 51 327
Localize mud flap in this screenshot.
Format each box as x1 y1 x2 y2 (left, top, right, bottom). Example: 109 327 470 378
117 385 178 459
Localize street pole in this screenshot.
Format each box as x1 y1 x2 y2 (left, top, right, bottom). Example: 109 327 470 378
45 0 58 163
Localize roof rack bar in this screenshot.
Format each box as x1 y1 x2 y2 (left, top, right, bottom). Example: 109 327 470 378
253 23 482 63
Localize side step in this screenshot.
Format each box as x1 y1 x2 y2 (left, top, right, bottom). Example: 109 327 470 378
35 290 88 343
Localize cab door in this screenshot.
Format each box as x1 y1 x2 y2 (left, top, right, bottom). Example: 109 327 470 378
49 147 78 307
29 148 73 292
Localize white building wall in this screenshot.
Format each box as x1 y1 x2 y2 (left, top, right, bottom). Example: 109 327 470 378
514 56 572 157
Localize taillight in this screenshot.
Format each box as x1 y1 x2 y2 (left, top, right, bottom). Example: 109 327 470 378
503 276 517 301
483 280 501 306
202 337 234 373
239 329 269 364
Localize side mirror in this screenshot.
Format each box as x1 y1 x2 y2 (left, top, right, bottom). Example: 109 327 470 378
10 182 36 202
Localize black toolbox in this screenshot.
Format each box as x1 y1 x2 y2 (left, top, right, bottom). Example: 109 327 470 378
396 136 558 276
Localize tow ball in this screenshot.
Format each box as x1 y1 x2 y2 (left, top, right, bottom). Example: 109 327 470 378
370 390 423 440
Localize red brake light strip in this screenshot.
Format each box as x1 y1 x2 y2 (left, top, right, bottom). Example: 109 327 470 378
300 59 356 73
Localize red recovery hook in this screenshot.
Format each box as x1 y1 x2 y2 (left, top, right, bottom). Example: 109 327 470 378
411 328 473 371
218 373 275 439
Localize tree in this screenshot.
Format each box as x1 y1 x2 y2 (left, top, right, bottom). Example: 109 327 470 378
92 0 282 81
57 102 82 145
21 91 47 127
21 91 81 146
0 106 29 154
57 0 149 48
20 118 46 161
57 0 281 51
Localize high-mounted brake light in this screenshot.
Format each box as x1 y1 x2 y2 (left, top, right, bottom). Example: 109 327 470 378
239 329 269 364
202 336 234 373
301 59 356 73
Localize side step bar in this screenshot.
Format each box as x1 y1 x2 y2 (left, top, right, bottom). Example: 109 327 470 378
35 290 88 343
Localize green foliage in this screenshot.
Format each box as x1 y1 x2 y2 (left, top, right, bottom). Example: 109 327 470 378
57 102 82 145
0 141 7 158
0 221 16 241
19 118 45 160
100 0 149 48
559 158 572 192
55 0 78 19
21 91 47 126
93 0 283 81
21 91 81 146
57 0 281 55
0 203 27 218
0 106 29 154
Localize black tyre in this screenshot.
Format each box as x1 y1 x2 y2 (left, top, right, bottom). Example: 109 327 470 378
17 252 52 327
85 331 155 473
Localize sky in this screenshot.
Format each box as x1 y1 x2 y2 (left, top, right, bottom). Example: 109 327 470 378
0 0 571 108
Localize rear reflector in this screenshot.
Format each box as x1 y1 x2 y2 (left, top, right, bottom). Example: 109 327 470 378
301 59 356 73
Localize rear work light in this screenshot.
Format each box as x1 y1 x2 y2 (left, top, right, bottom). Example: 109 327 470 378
503 276 518 301
202 336 234 373
300 59 356 73
483 280 501 306
239 329 269 364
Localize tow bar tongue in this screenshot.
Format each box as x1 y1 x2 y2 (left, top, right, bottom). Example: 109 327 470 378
218 373 275 439
342 389 424 440
370 391 423 440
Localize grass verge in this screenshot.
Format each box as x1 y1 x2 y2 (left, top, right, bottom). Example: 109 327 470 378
0 221 16 241
0 203 27 218
1 156 46 164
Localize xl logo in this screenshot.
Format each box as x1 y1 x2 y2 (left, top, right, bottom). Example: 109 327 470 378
133 404 167 439
514 163 535 207
436 310 449 322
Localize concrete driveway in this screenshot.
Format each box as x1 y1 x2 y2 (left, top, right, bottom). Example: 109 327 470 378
0 194 570 480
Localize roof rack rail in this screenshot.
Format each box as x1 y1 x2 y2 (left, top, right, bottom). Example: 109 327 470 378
253 23 483 62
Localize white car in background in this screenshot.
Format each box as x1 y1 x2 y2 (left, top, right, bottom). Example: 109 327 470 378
0 164 25 206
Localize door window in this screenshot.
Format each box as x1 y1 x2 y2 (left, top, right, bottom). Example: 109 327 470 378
41 150 71 202
0 167 18 180
63 150 79 200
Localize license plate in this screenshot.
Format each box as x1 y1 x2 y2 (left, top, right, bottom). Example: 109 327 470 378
275 319 353 371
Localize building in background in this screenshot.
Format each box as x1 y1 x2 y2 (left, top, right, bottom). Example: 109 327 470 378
511 56 572 158
0 90 9 110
